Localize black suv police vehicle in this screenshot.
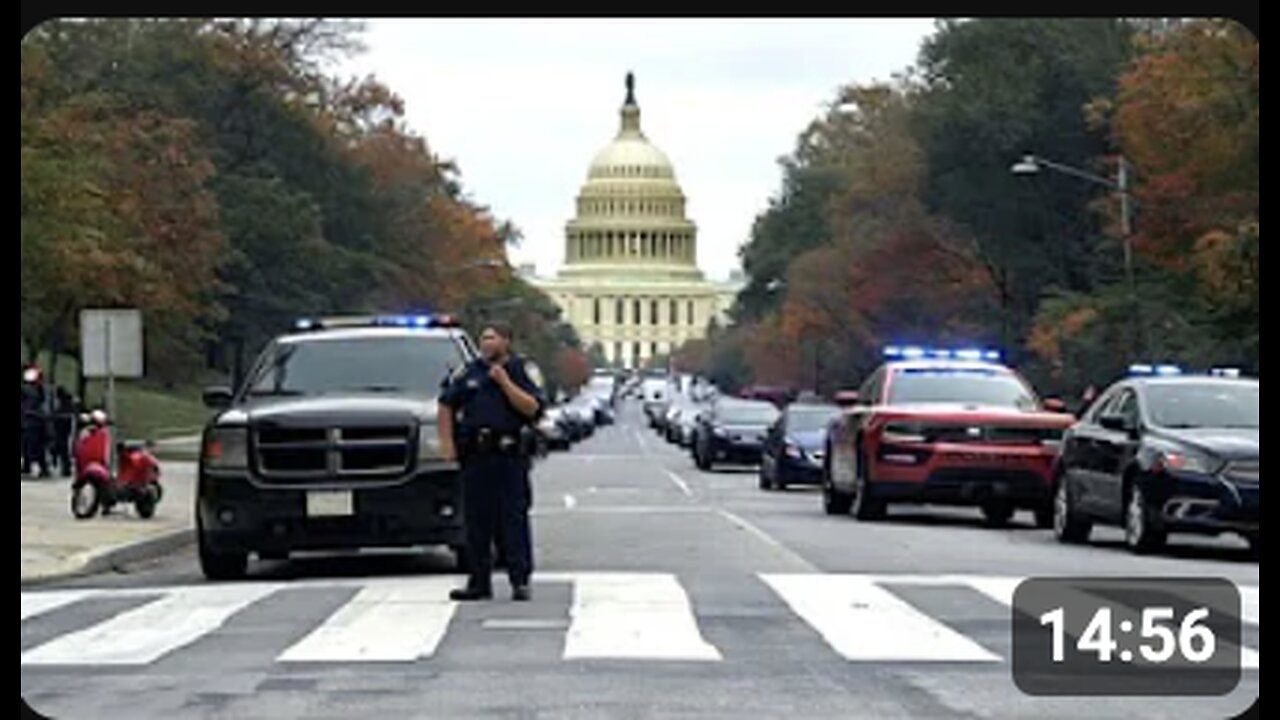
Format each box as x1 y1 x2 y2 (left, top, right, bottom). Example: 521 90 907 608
197 314 476 580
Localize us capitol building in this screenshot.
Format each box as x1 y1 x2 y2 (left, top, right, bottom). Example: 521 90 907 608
521 73 743 370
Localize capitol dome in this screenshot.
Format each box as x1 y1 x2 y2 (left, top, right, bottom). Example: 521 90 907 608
563 72 700 279
528 72 738 372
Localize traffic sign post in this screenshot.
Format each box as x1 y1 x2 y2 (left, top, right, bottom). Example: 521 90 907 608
80 309 144 473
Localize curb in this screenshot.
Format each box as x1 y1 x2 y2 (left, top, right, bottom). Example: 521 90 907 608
21 526 195 589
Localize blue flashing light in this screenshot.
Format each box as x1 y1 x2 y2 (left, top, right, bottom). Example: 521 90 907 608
1210 367 1242 378
294 318 315 331
1129 364 1155 375
1155 365 1183 376
884 346 1001 362
412 315 431 328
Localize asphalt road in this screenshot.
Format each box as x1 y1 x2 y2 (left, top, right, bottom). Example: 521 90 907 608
22 402 1259 720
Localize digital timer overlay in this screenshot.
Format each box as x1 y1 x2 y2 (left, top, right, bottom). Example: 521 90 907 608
1012 577 1242 696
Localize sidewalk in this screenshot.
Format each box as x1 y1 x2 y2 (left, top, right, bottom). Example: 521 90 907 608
20 462 196 586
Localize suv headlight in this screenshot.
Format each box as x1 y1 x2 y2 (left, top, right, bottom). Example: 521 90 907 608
882 422 927 444
1156 450 1222 476
418 423 444 462
204 427 248 470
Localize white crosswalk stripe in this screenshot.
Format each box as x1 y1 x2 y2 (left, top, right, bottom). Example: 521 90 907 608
546 572 722 661
21 573 1258 668
277 578 460 663
761 574 1002 662
21 590 97 622
23 584 279 666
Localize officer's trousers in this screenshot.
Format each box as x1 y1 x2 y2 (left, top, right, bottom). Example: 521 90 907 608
22 422 49 476
460 453 533 591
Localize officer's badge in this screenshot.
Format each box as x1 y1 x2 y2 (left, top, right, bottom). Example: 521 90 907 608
467 379 480 389
525 362 545 389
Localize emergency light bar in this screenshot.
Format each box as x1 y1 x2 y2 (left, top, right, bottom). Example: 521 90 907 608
1129 364 1183 377
1210 367 1242 378
884 346 1001 362
293 314 459 332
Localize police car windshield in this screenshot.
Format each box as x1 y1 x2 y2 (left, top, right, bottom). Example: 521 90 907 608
788 406 841 432
889 368 1038 410
1145 382 1259 429
246 335 463 397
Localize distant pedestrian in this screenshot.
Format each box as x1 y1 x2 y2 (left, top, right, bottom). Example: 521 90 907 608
50 386 77 477
21 366 50 478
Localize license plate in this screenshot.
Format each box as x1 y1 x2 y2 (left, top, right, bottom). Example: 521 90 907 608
307 491 354 517
951 452 1028 466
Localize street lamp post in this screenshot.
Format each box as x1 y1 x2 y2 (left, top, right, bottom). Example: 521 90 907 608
1012 153 1140 358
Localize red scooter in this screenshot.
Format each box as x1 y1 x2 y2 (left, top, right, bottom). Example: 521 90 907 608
71 410 163 520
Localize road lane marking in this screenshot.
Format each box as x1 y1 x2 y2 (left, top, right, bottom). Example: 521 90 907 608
533 506 712 517
634 429 651 456
542 572 722 661
22 584 279 666
665 469 693 497
716 509 818 572
277 578 460 663
760 574 1001 662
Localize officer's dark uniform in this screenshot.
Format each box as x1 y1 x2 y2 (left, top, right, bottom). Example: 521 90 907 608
21 381 50 478
440 355 546 595
50 388 76 478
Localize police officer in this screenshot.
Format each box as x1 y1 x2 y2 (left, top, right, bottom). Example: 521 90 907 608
50 387 77 478
438 321 546 602
21 366 50 478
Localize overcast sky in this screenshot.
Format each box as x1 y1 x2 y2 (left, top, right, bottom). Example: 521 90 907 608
335 19 936 281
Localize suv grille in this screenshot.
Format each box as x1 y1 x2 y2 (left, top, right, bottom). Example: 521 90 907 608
255 425 413 481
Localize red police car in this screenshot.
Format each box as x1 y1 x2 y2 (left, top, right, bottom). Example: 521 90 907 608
822 347 1075 526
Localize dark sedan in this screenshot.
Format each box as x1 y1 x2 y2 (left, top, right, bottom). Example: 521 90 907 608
1053 371 1259 556
692 398 781 471
760 403 842 490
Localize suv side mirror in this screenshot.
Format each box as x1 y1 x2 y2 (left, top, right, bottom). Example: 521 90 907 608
203 386 234 410
1099 414 1133 433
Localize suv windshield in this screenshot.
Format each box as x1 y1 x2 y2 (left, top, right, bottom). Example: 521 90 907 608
1145 382 1259 429
888 368 1038 410
245 335 464 397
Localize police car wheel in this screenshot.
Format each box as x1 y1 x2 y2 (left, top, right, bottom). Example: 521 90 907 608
851 450 886 521
197 516 247 580
1053 475 1092 544
1124 483 1166 554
